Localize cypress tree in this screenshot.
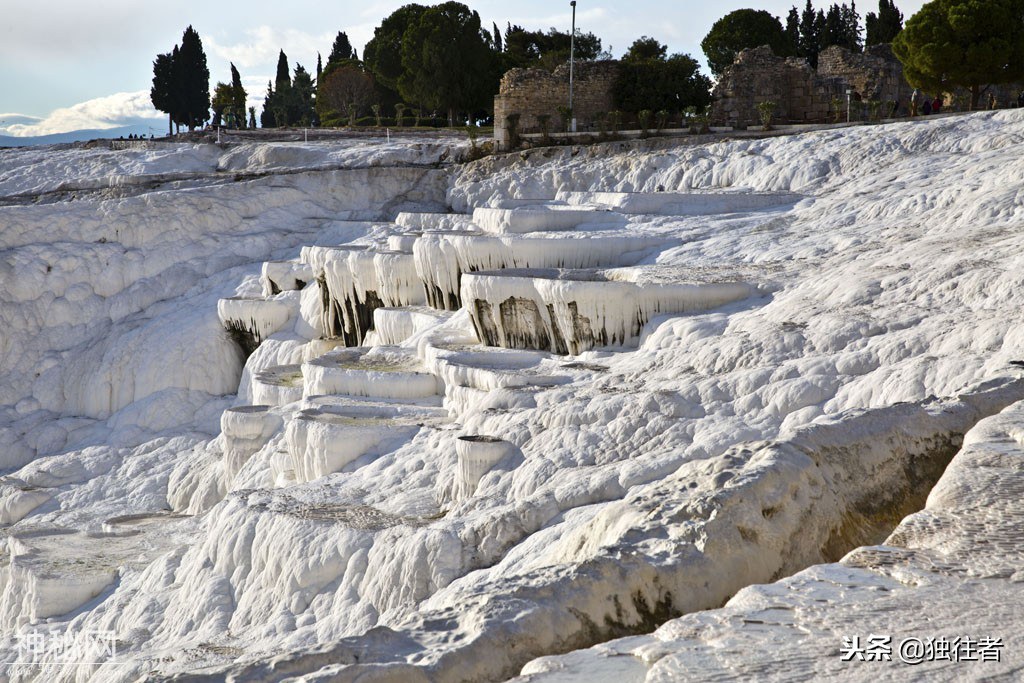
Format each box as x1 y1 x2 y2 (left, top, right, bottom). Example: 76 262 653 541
275 50 291 91
291 64 316 125
328 32 356 65
177 26 210 131
493 22 503 52
260 81 276 127
230 63 247 123
786 7 801 54
151 51 176 136
800 0 821 66
317 53 323 82
865 0 904 45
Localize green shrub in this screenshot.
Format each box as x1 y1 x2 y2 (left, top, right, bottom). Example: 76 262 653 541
756 101 776 130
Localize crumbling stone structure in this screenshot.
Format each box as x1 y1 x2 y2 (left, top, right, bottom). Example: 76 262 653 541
493 61 618 149
711 44 914 127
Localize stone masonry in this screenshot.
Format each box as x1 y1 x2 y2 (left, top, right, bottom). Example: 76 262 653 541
493 61 618 150
711 44 915 128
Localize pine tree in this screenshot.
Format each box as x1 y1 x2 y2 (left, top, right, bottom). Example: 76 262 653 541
397 2 500 127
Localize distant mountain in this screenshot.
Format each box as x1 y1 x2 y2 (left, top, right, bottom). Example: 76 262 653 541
0 121 169 148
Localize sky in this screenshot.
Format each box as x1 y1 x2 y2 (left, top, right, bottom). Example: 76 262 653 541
0 0 927 137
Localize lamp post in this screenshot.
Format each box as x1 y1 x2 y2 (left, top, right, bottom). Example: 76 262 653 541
846 89 852 123
569 1 577 133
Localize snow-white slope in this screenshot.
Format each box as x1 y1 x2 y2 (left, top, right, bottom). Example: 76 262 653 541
1 114 1023 682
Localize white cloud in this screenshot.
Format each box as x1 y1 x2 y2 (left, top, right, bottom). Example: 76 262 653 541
0 92 162 137
207 26 335 70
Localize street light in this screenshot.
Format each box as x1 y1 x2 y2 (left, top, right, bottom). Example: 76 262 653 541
569 1 577 133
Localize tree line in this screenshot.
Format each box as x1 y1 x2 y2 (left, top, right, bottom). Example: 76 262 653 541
150 2 718 133
701 1 904 77
700 0 1024 112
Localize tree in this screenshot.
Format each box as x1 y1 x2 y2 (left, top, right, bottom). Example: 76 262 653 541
211 83 235 127
328 31 356 65
248 106 256 129
786 7 802 51
614 52 712 114
503 25 604 70
317 65 377 125
149 26 210 134
260 81 276 128
493 21 502 52
892 0 1024 109
799 0 823 65
398 2 499 126
624 36 667 63
291 64 316 125
261 51 293 127
702 9 794 76
175 26 210 130
210 63 247 128
230 63 247 114
364 4 428 92
865 0 904 45
151 52 176 135
840 1 863 51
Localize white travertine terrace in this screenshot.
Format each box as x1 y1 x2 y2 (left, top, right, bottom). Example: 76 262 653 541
221 405 284 486
413 231 666 310
368 306 453 346
282 404 436 485
471 206 624 234
5 115 1024 682
395 211 473 231
556 189 803 215
461 267 760 354
251 364 304 406
302 347 441 400
260 259 314 297
455 435 519 500
0 482 51 525
304 246 424 345
216 295 295 354
386 233 421 253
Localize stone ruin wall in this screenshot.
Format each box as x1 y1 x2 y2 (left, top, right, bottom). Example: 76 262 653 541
493 61 618 149
711 44 915 127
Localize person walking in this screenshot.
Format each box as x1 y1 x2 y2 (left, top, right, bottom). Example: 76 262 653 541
910 88 921 116
932 96 942 115
922 98 932 116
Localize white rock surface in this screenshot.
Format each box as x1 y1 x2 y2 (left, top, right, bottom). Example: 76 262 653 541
556 189 802 214
3 115 1024 682
471 206 624 234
